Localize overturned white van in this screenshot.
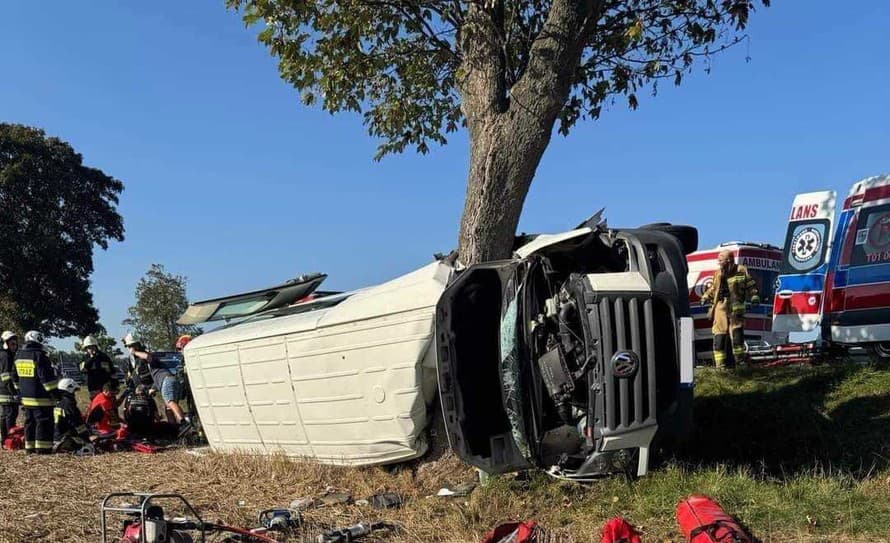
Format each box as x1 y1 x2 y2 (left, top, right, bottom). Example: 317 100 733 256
181 262 450 465
181 217 696 477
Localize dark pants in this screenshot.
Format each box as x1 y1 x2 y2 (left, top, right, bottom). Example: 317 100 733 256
23 407 54 453
54 434 89 453
1 403 19 442
713 328 745 368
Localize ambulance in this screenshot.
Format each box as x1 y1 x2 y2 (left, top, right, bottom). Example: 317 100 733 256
774 174 890 363
687 242 783 363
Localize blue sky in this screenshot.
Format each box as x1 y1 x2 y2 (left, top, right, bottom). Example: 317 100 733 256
2 1 889 349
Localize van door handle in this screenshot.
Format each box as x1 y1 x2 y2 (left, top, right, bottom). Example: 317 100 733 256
776 290 793 299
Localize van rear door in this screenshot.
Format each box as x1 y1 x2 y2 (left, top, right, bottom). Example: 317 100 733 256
773 191 837 340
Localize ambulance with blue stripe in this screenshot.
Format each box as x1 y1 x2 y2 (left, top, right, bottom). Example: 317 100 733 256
774 174 890 363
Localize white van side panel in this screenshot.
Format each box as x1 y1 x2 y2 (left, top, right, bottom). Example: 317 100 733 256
184 261 451 466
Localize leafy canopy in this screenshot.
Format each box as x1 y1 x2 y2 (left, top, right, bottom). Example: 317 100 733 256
0 123 125 337
123 264 202 351
229 0 768 159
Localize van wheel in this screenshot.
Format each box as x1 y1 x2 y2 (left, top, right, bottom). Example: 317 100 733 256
638 223 699 255
867 343 890 368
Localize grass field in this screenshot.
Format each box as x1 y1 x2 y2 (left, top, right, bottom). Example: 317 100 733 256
1 364 888 543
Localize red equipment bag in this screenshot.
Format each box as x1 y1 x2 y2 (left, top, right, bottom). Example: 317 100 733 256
601 518 642 543
130 442 162 454
480 521 540 543
676 495 751 543
3 425 24 450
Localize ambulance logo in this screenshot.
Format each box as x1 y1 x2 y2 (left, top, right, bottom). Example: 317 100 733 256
868 213 890 249
693 274 714 301
790 226 822 267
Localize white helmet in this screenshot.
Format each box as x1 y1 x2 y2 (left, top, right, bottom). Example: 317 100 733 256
24 330 44 344
123 332 138 346
58 378 80 394
82 335 99 348
1 331 16 342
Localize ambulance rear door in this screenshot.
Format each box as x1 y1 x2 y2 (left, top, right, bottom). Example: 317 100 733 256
773 191 837 341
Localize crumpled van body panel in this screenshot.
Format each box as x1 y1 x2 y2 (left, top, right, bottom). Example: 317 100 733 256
183 262 450 465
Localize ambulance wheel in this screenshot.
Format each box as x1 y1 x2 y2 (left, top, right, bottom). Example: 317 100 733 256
867 343 890 368
638 223 699 254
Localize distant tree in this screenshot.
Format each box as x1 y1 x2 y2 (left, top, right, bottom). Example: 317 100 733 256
0 123 125 336
229 0 768 264
123 264 201 350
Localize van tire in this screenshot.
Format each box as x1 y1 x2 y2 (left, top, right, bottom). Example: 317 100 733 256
638 223 699 255
867 343 890 368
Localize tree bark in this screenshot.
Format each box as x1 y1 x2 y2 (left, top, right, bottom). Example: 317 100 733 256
456 0 601 265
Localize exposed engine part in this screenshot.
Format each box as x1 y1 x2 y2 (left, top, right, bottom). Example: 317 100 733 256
536 347 575 425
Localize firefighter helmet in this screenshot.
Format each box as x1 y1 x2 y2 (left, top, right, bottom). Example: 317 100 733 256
24 330 44 344
58 378 80 394
123 332 139 347
1 331 16 342
82 335 99 348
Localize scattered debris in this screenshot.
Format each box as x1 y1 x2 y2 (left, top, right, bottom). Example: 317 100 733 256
320 492 353 506
480 521 540 543
317 521 396 543
437 482 476 497
289 497 316 511
369 492 403 510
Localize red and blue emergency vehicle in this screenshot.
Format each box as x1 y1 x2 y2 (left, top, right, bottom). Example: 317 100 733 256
773 174 890 363
687 242 783 364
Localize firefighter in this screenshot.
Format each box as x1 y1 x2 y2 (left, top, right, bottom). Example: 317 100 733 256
14 330 58 454
700 250 761 368
53 378 93 453
79 335 114 398
122 333 152 391
0 331 20 444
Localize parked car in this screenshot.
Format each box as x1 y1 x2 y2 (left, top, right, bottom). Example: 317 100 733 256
180 215 695 479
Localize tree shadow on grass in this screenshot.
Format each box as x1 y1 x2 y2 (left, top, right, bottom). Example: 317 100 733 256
675 365 890 479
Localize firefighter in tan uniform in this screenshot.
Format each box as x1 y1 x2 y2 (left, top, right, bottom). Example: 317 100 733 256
700 250 761 368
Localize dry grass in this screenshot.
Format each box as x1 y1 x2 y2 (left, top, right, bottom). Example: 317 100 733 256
1 364 889 543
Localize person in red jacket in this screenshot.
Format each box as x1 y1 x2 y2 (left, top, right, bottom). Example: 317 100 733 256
86 381 121 435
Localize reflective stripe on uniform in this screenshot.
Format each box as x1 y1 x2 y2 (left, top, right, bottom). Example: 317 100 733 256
42 380 58 391
21 397 54 407
54 407 63 423
34 440 53 449
25 440 35 449
0 372 10 381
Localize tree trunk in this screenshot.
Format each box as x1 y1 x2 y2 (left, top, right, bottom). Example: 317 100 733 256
456 0 601 265
457 114 556 264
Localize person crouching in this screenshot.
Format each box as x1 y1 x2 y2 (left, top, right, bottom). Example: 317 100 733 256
86 380 121 436
53 378 94 454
